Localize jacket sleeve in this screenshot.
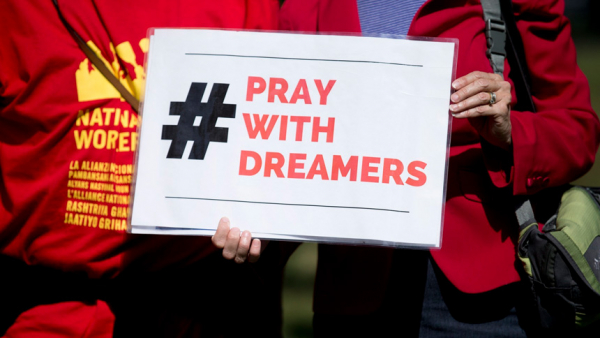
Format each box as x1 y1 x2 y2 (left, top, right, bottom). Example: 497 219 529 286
487 0 600 195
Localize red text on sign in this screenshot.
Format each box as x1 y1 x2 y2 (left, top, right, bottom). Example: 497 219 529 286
239 151 427 186
243 113 335 142
246 77 336 105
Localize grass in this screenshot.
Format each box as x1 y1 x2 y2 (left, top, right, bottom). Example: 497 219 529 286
282 243 317 337
572 38 600 187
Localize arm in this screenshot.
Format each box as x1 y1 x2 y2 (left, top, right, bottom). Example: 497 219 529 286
449 0 600 195
508 0 600 195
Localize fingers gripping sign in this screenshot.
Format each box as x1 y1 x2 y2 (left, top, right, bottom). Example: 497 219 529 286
211 217 266 263
449 71 512 151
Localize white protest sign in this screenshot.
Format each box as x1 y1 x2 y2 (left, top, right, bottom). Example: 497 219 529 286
130 29 456 248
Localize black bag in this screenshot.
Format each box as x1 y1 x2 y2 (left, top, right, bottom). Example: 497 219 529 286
483 0 600 330
518 187 600 329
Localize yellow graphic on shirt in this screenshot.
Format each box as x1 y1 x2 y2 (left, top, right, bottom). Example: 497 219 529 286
67 38 148 231
64 160 133 231
75 38 149 102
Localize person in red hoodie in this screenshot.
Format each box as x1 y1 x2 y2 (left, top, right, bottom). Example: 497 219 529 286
279 0 600 336
0 1 289 337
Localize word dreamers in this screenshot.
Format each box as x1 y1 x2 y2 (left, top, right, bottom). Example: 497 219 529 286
246 77 336 104
239 152 427 186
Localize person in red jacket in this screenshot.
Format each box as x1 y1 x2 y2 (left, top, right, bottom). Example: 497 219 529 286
279 0 600 336
0 1 287 337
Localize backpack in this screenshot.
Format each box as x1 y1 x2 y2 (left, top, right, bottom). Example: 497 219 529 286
518 187 600 329
483 0 600 330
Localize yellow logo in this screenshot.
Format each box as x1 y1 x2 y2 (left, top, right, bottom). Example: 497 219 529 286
75 38 148 103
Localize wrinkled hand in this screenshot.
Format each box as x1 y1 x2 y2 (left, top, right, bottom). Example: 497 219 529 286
450 71 512 151
211 217 266 263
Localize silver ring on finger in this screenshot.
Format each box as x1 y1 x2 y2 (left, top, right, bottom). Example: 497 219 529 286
489 92 497 106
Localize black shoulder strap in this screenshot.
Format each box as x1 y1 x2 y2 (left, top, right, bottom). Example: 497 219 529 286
482 0 538 229
499 0 536 113
481 0 506 76
481 0 536 113
51 0 140 113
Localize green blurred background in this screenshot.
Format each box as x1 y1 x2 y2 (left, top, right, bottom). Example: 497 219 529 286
281 2 600 337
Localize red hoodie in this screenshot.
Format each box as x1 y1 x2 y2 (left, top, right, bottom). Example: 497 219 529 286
0 1 280 336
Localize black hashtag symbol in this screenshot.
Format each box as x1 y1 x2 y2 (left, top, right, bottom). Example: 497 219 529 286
162 83 236 160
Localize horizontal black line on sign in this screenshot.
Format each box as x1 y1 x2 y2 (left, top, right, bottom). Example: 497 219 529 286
165 196 409 214
184 53 423 68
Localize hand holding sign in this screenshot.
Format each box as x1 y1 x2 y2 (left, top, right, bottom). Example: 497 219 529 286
212 217 266 263
449 71 512 151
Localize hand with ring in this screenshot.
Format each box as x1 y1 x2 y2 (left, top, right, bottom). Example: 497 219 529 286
449 71 512 150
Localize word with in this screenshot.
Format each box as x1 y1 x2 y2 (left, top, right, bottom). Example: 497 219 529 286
243 114 335 142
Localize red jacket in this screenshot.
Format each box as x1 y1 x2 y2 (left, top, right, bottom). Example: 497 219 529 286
280 0 600 314
0 0 280 336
